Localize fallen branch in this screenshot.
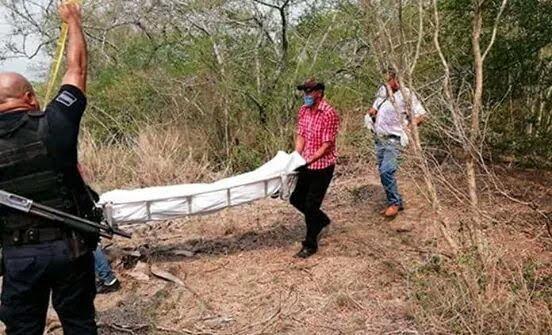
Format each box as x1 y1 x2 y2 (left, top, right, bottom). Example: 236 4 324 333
97 322 149 334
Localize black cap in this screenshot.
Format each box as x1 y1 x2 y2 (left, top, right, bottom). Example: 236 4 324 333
297 78 325 92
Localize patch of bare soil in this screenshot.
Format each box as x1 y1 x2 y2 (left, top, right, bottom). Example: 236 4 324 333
7 165 551 335
92 169 433 335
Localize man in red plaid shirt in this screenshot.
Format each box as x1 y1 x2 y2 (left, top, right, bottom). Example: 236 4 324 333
290 78 339 258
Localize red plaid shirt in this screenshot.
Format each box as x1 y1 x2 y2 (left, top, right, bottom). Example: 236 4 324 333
297 99 340 170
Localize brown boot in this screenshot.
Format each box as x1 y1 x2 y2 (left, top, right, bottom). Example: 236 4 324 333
384 205 400 218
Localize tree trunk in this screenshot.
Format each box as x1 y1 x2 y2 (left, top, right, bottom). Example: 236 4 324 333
468 0 483 226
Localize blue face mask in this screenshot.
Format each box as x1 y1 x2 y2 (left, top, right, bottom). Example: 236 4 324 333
303 96 315 107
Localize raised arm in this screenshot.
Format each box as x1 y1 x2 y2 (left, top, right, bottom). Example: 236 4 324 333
59 3 87 92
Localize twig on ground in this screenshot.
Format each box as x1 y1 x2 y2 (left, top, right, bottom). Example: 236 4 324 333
157 326 213 335
495 187 552 238
97 322 149 334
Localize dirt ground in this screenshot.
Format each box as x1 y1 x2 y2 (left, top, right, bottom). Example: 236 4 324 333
3 165 551 335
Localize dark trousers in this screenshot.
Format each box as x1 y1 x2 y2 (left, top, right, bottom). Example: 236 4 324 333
0 240 97 335
290 165 334 249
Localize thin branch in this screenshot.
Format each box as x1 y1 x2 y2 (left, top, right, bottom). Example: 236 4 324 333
482 0 508 61
252 0 280 10
409 0 424 75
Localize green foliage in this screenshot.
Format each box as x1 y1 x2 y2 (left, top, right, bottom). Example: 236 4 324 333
436 0 552 165
70 0 551 170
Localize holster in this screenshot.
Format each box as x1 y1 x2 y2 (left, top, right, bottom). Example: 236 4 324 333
66 224 99 259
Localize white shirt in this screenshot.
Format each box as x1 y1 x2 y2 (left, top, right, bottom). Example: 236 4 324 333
372 85 426 137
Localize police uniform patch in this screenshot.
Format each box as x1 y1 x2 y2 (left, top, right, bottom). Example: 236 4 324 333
56 91 77 107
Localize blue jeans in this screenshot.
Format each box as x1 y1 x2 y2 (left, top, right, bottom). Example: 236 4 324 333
376 138 403 207
93 246 116 284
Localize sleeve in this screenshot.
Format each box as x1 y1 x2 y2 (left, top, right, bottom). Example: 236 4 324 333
44 85 87 163
411 93 427 117
372 85 387 111
297 108 307 137
322 109 340 143
45 84 87 126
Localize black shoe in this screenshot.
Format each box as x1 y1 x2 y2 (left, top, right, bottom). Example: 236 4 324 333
294 247 317 259
96 278 121 294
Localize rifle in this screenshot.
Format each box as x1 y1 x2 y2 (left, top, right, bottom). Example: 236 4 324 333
0 189 131 239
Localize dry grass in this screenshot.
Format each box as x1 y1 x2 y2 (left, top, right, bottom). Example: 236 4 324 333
52 126 551 335
79 126 217 192
88 170 426 335
409 245 551 334
405 166 552 335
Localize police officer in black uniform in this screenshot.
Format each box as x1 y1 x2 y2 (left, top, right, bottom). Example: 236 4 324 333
0 3 98 334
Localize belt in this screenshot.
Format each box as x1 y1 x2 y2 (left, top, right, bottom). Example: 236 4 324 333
376 134 400 140
1 227 69 247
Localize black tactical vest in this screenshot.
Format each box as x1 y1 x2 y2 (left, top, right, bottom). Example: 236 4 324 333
0 111 94 232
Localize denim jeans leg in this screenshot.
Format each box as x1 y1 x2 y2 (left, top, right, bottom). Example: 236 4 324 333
376 139 403 206
93 246 116 284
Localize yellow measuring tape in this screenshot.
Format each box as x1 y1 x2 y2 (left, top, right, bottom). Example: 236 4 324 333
43 0 83 105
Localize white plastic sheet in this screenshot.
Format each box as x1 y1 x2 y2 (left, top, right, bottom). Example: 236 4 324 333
98 151 305 225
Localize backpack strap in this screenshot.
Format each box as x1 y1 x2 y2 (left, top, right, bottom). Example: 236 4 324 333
375 85 389 111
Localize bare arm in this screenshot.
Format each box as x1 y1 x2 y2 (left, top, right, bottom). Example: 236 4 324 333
295 135 305 154
411 92 427 127
60 4 87 92
413 115 426 126
306 142 331 165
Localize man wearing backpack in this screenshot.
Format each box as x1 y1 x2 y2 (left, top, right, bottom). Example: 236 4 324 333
367 68 427 218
